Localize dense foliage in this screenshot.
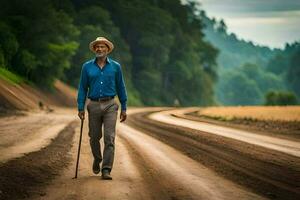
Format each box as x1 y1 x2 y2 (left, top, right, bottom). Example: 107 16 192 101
0 0 79 87
216 63 286 105
267 43 300 99
0 0 218 106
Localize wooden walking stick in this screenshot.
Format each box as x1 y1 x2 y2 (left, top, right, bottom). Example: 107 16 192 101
73 118 84 179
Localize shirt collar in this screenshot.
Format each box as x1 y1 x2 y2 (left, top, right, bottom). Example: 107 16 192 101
93 57 111 64
107 57 111 64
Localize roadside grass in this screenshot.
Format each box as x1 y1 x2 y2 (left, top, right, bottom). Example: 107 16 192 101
207 115 260 122
0 67 24 85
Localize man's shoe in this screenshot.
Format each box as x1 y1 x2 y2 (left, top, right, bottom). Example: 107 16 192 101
101 169 112 180
92 160 100 174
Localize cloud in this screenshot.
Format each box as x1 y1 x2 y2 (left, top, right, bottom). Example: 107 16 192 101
196 0 300 48
198 0 300 13
225 11 300 48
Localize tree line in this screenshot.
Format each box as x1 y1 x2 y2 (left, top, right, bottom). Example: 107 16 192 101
0 0 218 107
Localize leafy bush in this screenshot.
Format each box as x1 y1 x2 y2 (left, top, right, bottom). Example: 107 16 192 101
265 91 298 105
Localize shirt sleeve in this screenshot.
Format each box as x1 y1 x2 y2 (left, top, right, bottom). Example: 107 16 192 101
116 64 127 111
77 64 88 111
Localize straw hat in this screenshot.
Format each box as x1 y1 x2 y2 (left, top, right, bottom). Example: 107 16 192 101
89 37 114 54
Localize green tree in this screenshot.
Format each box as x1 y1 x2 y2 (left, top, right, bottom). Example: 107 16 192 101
11 50 37 79
217 71 263 105
266 54 289 75
241 63 285 93
287 48 300 98
0 22 19 67
0 0 79 87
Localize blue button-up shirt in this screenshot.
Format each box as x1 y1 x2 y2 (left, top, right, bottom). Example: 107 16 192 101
77 57 127 111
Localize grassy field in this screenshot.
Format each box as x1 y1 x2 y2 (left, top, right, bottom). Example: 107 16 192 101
198 106 300 122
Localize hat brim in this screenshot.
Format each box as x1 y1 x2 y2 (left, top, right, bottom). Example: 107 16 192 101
89 39 114 54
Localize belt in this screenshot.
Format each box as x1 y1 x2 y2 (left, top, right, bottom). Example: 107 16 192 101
90 96 114 102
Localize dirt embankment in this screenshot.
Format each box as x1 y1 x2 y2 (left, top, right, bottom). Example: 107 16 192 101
0 78 77 113
127 111 300 200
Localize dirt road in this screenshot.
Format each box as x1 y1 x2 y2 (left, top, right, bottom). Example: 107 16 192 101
0 109 76 163
0 108 299 200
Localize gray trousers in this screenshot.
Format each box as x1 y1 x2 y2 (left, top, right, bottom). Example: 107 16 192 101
87 99 118 172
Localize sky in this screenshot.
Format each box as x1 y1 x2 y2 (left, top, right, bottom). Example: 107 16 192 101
196 0 300 49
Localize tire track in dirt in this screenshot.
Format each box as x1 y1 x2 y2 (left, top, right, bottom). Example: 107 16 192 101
150 109 300 158
118 132 195 200
0 112 76 163
118 123 266 200
0 120 78 200
126 110 300 200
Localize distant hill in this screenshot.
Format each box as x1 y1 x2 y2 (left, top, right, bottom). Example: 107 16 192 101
200 10 279 70
199 10 299 105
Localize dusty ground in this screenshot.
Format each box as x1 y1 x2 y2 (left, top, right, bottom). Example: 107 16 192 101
0 110 76 163
24 109 267 200
0 119 78 199
0 108 299 200
127 109 300 200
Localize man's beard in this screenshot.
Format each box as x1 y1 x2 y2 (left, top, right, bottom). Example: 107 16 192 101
95 53 106 58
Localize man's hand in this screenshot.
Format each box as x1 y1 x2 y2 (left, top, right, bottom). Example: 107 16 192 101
78 111 85 120
120 110 127 122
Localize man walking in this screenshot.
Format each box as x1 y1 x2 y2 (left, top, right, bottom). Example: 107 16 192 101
77 37 127 180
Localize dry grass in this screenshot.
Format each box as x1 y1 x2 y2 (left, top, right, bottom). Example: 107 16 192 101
198 106 300 122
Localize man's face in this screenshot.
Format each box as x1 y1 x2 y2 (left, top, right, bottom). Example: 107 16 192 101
94 43 109 58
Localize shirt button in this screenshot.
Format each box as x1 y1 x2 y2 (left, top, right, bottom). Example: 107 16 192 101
100 82 103 84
